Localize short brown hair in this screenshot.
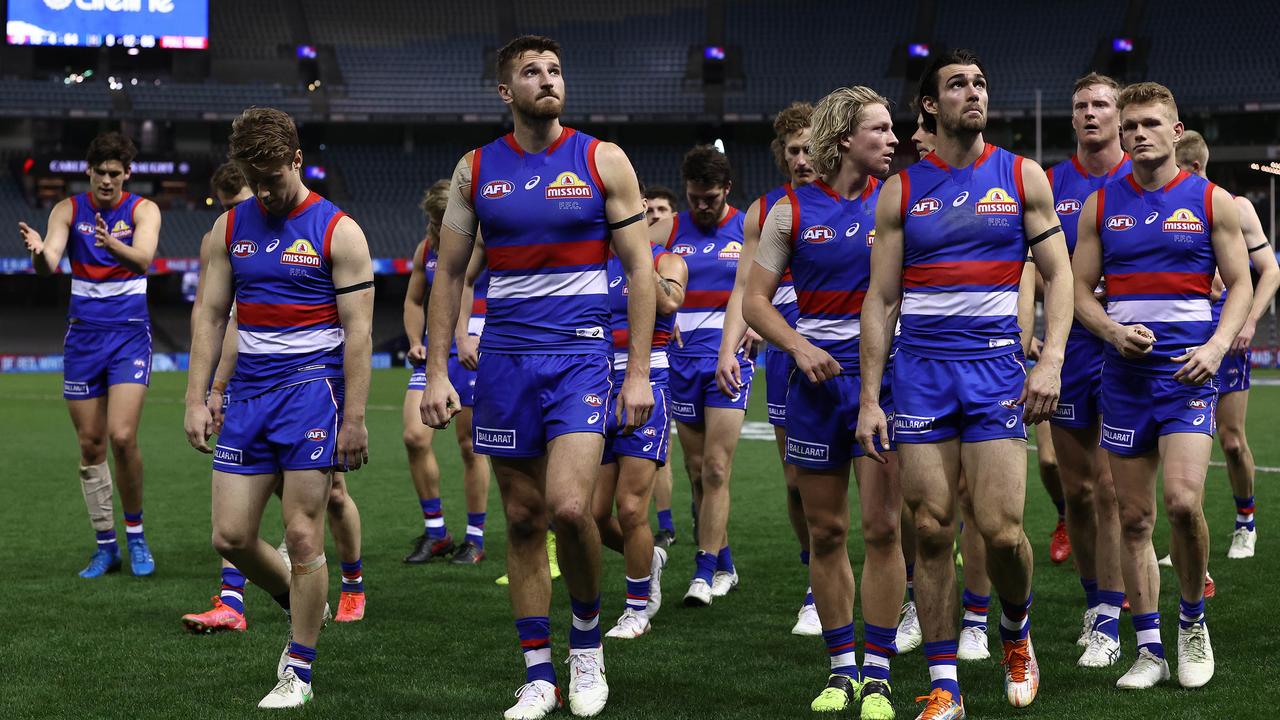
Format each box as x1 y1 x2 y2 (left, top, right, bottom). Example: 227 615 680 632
809 86 891 177
1118 82 1179 120
1073 72 1120 97
496 35 561 84
643 184 679 207
770 102 814 176
681 145 733 188
86 131 137 169
210 162 247 197
228 107 301 170
917 48 986 133
420 179 451 233
1175 129 1209 169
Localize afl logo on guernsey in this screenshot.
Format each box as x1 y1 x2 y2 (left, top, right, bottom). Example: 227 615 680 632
975 188 1019 215
801 225 835 244
1105 214 1136 231
671 243 696 256
718 241 742 260
1163 208 1206 234
305 428 328 441
1055 199 1082 215
909 197 942 216
481 180 514 199
76 221 95 235
280 238 322 268
582 393 604 407
231 239 258 258
545 171 594 199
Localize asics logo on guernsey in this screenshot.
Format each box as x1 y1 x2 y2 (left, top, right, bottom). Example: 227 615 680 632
1145 210 1160 225
266 239 280 252
525 176 541 190
310 447 325 460
953 191 970 207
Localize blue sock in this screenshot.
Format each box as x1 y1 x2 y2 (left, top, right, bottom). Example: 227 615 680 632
716 545 735 573
421 498 446 539
800 551 814 606
861 622 897 683
998 593 1032 643
657 509 675 533
1133 612 1164 658
95 529 119 555
285 642 316 683
822 622 859 681
466 512 486 550
515 616 556 685
124 510 145 541
1094 590 1124 642
569 595 602 649
219 567 246 614
1081 577 1099 609
906 563 915 603
694 550 716 584
800 550 811 566
961 590 990 631
1235 495 1256 530
1052 498 1066 521
625 576 650 612
1179 597 1205 629
924 640 960 697
340 559 363 593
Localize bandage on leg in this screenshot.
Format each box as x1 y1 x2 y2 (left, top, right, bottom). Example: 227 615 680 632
79 462 115 532
291 554 327 576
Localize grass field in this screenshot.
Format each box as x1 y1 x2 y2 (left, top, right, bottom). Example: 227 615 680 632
2 368 1278 719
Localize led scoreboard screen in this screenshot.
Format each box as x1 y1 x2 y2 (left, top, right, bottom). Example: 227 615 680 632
6 0 208 50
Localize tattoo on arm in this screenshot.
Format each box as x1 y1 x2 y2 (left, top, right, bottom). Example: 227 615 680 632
657 278 674 297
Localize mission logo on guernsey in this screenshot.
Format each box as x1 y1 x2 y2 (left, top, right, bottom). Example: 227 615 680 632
66 191 148 328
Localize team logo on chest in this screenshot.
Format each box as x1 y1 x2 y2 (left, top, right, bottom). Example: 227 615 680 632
1105 214 1136 231
280 238 322 268
909 197 942 216
718 241 742 260
975 188 1019 215
801 225 835 244
545 171 593 199
111 220 134 239
481 180 514 199
1055 199 1082 215
230 239 258 258
1162 208 1205 234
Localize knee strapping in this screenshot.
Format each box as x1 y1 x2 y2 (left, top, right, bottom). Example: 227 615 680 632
291 554 327 576
79 462 114 532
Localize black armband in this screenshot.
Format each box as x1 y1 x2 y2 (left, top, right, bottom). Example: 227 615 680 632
335 280 374 295
1027 225 1062 247
1248 242 1270 253
659 276 684 288
608 212 645 231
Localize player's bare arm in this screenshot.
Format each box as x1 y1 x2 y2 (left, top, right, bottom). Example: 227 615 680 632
655 251 687 316
856 173 904 461
95 198 160 275
1021 158 1072 423
1230 196 1279 353
403 238 429 364
1174 186 1250 384
331 215 375 470
1073 192 1153 359
20 198 73 276
454 240 486 370
184 212 235 453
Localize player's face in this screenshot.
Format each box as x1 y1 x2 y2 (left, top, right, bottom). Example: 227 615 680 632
782 127 815 185
1072 84 1120 147
645 197 674 225
846 103 898 176
503 51 564 120
1120 102 1183 165
931 64 987 134
87 160 129 206
912 113 936 156
685 181 729 229
240 151 304 215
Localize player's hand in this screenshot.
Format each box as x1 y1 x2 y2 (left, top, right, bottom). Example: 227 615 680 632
793 340 841 384
420 376 461 429
1230 319 1256 356
1018 359 1061 424
1173 340 1227 386
617 373 655 435
18 222 43 254
335 419 369 471
206 390 226 434
93 213 112 249
672 324 683 348
1110 323 1155 359
184 402 215 453
856 402 890 464
715 350 743 398
739 327 764 357
406 343 427 364
456 335 480 370
1027 336 1044 362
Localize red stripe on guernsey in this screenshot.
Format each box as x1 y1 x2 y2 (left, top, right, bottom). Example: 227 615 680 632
829 640 857 654
902 260 1023 288
756 193 769 230
224 206 237 250
1014 156 1026 204
665 214 679 249
1204 183 1216 226
472 297 487 314
1095 187 1106 234
785 188 801 246
613 328 671 349
322 211 347 261
470 147 483 206
586 139 606 197
718 206 740 228
1045 165 1054 185
487 239 607 271
1106 272 1212 296
520 638 550 650
683 289 732 309
612 327 628 348
973 143 997 169
237 301 339 328
547 127 575 154
797 289 866 315
898 170 911 222
71 261 140 281
284 191 322 219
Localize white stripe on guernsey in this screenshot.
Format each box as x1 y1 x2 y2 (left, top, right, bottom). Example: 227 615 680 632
797 316 860 341
1107 298 1212 323
676 310 726 332
523 648 552 667
1136 628 1162 647
70 277 146 298
486 269 607 299
901 290 1018 317
829 651 858 670
465 524 484 536
220 589 244 602
613 350 670 371
467 317 485 335
772 286 797 306
237 327 344 355
929 664 958 682
572 614 600 631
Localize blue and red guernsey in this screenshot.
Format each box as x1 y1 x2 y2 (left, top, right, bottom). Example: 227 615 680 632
422 248 489 341
759 184 799 328
472 127 610 355
66 191 148 329
785 177 880 368
607 244 674 380
225 192 346 398
898 145 1029 359
1097 170 1217 376
667 208 745 358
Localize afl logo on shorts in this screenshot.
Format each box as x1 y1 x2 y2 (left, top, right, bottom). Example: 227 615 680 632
1055 199 1082 215
305 428 328 442
1187 398 1208 409
671 244 696 256
909 197 942 216
231 239 258 258
801 225 835 244
1105 215 1136 231
643 426 657 438
582 394 604 407
999 398 1019 409
481 180 514 199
